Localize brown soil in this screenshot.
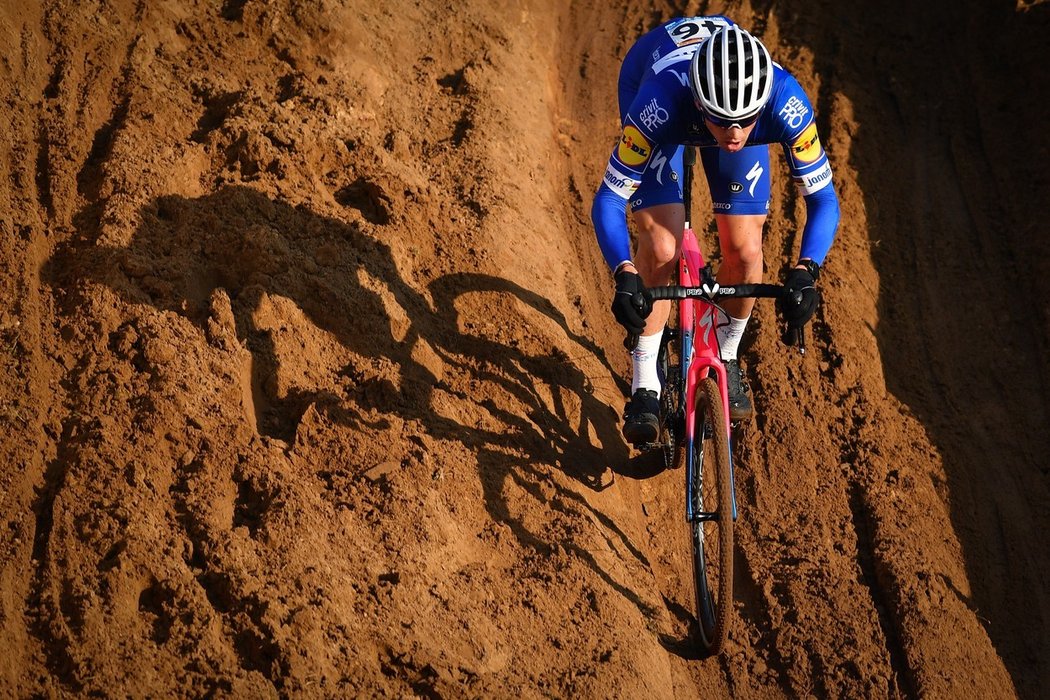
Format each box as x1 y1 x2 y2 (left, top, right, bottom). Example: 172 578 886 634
2 0 1048 697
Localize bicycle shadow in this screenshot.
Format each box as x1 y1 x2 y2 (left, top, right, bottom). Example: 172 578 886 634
615 449 671 480
45 185 656 614
425 270 630 488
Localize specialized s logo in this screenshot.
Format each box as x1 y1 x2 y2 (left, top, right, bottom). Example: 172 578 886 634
746 161 764 197
618 126 651 167
697 306 716 346
791 123 821 164
647 149 669 184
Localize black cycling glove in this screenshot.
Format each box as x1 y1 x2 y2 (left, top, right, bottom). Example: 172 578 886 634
612 270 651 335
778 265 820 329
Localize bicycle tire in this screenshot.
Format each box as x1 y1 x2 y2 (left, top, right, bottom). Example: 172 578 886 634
657 327 684 470
689 376 734 655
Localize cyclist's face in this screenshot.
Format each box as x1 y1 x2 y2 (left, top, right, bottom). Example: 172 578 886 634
704 119 756 153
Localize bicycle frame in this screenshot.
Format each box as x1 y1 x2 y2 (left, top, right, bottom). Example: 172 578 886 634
676 225 736 524
630 148 795 654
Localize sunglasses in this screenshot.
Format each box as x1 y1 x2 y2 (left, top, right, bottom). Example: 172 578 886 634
701 108 761 130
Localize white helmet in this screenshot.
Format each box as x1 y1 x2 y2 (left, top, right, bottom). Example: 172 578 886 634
689 25 773 125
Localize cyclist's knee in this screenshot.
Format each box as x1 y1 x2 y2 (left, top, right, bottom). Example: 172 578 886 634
633 239 678 290
638 231 679 267
717 214 765 272
722 237 763 269
634 206 683 269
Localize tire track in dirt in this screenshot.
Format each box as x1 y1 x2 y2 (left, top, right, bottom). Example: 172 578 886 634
23 4 143 690
794 2 1048 696
2 2 65 692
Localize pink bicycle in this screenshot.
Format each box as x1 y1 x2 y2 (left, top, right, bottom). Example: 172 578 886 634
628 154 802 656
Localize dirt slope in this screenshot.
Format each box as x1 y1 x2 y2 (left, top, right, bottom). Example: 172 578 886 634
2 0 1048 697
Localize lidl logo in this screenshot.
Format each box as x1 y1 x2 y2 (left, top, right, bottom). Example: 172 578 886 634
618 126 651 167
791 123 821 164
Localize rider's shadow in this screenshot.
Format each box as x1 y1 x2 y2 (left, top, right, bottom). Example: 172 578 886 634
46 184 638 539
44 185 679 629
52 186 413 441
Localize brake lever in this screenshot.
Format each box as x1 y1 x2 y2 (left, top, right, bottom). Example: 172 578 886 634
623 289 653 352
780 325 807 355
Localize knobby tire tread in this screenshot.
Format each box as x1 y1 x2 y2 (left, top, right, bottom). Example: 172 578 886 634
659 326 683 470
694 376 734 655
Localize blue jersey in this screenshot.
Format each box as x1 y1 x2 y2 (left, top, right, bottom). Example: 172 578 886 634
593 17 840 270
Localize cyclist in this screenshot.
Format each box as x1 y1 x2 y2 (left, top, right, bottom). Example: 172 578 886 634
592 17 840 445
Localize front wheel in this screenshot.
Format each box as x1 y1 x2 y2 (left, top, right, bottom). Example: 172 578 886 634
688 376 734 655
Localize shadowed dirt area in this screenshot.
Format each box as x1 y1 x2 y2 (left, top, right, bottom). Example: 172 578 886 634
2 0 1048 696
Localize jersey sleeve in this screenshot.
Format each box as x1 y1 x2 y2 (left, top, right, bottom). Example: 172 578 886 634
773 74 840 265
591 80 676 271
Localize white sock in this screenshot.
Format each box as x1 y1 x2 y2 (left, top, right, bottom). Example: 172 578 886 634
631 332 662 396
716 314 750 361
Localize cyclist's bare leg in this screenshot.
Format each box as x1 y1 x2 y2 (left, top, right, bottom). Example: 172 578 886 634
714 213 765 418
714 213 766 320
631 202 685 335
615 202 685 402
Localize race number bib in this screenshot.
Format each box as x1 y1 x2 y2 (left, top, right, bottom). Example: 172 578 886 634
664 17 730 46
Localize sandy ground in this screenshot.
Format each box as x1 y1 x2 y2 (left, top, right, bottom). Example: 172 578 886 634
1 0 1048 697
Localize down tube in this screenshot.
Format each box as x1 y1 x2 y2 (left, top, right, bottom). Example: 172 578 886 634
679 236 697 523
681 315 697 522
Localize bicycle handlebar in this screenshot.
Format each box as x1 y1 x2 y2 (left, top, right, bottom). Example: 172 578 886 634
643 283 786 302
625 282 807 353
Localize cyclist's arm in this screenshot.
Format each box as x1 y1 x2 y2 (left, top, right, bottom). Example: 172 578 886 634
782 120 840 266
592 182 634 271
592 80 677 272
766 69 841 266
798 182 839 265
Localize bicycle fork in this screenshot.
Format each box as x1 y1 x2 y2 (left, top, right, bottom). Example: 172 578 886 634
683 357 739 525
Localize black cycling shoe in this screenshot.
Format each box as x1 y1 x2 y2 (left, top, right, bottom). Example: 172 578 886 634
623 389 660 445
723 360 753 421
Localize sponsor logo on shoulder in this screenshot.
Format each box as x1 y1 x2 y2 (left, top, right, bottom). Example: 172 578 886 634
618 125 652 167
779 96 810 130
791 122 822 164
639 98 669 130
